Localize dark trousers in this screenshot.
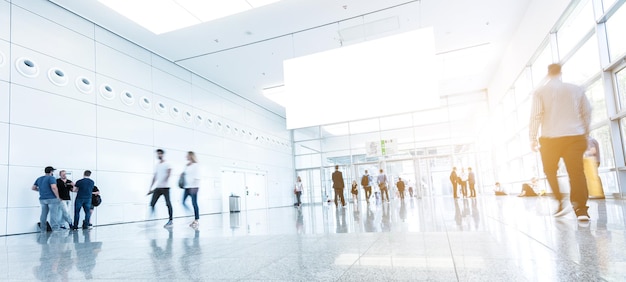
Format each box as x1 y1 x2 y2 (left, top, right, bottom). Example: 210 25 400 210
150 188 173 220
469 183 476 197
364 186 372 201
452 182 458 198
460 181 467 197
539 135 588 212
334 188 345 206
398 189 405 200
182 188 199 220
295 191 302 205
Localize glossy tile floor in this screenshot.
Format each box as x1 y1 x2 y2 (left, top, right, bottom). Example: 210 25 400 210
1 195 626 281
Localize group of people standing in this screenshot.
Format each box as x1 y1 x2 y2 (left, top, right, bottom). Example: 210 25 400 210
32 166 99 231
449 167 476 198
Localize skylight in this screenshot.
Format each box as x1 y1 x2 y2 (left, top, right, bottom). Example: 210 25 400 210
98 0 280 34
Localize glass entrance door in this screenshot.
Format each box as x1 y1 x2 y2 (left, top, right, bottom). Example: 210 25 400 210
295 169 322 204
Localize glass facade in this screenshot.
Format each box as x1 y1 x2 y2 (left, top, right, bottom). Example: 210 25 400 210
293 0 626 202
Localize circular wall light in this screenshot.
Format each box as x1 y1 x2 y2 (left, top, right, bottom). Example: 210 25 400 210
99 84 115 100
75 77 93 94
139 96 151 111
155 101 167 114
183 111 192 122
206 118 214 128
216 121 223 131
120 90 135 106
195 115 203 125
16 57 39 78
0 51 5 67
225 124 232 134
47 67 68 86
170 106 180 118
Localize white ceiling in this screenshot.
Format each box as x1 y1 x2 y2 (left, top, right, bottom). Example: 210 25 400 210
48 0 532 118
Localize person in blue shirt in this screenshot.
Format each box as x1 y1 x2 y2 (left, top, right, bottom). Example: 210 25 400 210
32 166 61 231
74 170 95 230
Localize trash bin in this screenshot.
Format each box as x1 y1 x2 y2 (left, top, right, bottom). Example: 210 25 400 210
229 195 240 213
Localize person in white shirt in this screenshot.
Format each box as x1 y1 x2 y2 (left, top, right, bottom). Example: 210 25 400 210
294 176 303 207
529 63 591 220
148 149 173 228
182 151 201 228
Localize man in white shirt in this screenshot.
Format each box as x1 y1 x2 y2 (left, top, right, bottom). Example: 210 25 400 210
377 169 389 202
529 63 591 220
148 149 173 227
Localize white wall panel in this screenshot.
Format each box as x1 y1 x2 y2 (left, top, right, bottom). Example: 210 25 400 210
0 165 7 208
192 131 224 156
191 85 223 116
11 46 96 104
222 98 245 121
11 6 95 71
9 125 96 168
6 207 42 234
7 166 43 208
0 81 7 123
152 67 192 105
0 208 5 236
0 1 9 41
152 55 190 82
97 107 153 145
12 0 94 39
95 43 151 91
0 123 7 165
10 85 96 136
97 139 153 174
95 74 154 119
94 26 151 65
0 40 9 82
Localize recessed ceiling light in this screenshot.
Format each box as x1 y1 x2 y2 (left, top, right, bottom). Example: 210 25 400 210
98 0 281 34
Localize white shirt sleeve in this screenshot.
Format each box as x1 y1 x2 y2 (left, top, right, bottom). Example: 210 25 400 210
184 163 200 188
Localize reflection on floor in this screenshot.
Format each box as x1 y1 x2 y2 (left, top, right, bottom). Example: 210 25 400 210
1 196 625 281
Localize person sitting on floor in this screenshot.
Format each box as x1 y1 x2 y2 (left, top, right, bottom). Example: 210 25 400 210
494 182 507 196
518 178 539 197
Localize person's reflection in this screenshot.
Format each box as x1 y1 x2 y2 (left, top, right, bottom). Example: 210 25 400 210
180 229 201 281
381 202 391 232
596 200 607 230
574 222 601 278
353 205 361 222
454 199 462 228
364 205 376 232
74 229 103 280
33 232 66 281
335 209 348 233
471 198 480 229
150 228 174 279
296 208 305 234
399 200 407 222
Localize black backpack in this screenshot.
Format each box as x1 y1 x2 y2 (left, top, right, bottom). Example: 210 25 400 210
361 175 370 186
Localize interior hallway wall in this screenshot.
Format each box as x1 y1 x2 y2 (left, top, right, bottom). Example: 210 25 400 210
0 0 294 236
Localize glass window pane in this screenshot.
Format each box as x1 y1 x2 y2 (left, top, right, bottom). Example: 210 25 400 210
557 0 594 57
514 68 533 104
321 135 350 152
415 124 450 142
562 36 601 85
294 140 321 155
590 125 614 168
293 126 320 141
620 117 626 161
380 113 413 130
413 108 448 126
349 118 379 134
321 123 349 137
531 46 553 87
616 66 626 110
606 4 626 62
295 154 321 169
585 79 607 124
602 0 618 13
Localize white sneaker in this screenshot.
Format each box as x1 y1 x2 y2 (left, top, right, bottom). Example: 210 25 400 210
577 214 590 221
164 220 173 228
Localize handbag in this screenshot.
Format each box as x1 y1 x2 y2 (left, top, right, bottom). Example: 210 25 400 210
92 194 102 207
178 172 186 189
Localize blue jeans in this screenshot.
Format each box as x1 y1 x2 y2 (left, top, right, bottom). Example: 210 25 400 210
57 200 73 227
182 188 199 220
39 198 61 231
74 198 92 228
